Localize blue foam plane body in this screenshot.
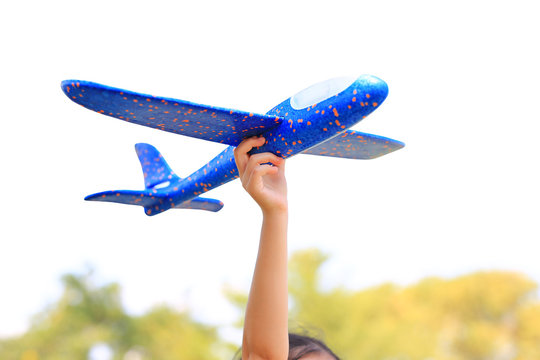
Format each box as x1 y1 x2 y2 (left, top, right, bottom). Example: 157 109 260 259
61 76 404 216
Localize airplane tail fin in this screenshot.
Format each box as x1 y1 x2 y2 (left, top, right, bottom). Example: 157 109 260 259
85 143 224 216
135 143 181 189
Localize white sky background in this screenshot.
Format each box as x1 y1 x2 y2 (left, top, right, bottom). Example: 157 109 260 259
1 0 539 342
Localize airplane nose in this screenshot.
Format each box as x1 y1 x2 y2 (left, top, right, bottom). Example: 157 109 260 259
355 75 389 106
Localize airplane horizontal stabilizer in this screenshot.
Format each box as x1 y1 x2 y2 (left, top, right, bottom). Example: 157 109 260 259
174 197 224 212
85 190 173 216
61 80 283 147
301 130 404 160
85 191 223 214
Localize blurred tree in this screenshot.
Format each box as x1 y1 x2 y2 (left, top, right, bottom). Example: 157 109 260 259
2 251 540 360
0 271 225 360
515 302 540 360
228 248 540 360
131 306 220 359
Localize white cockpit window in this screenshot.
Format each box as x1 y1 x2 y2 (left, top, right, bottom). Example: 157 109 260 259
290 77 356 110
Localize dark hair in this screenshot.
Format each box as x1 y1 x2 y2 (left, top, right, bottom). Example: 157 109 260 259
288 333 340 360
234 332 340 360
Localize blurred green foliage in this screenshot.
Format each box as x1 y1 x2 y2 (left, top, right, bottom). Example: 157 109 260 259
0 271 225 360
281 249 540 360
1 249 540 359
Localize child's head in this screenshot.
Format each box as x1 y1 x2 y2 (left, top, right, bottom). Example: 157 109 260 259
235 332 340 360
287 333 340 360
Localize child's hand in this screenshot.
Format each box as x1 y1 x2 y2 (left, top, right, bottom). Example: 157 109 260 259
234 136 287 214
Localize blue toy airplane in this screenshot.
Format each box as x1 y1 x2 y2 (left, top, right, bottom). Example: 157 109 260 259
61 75 404 216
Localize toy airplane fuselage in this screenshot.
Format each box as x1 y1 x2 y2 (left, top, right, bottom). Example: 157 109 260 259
62 75 404 215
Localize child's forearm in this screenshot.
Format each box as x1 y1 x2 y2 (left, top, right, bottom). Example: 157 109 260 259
243 208 289 360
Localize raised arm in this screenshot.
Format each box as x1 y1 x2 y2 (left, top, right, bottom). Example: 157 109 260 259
234 137 289 360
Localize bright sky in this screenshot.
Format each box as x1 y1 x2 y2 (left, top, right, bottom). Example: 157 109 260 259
1 0 539 343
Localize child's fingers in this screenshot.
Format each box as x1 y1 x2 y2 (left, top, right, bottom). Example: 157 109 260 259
234 136 265 175
242 152 283 184
276 157 286 173
248 152 283 167
245 164 279 193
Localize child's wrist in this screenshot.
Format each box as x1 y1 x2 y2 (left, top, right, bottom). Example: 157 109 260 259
261 204 288 218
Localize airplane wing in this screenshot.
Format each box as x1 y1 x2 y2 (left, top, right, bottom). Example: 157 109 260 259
61 80 283 147
301 130 404 159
